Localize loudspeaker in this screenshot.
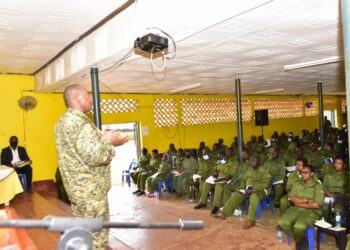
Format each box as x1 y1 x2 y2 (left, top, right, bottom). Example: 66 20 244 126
255 109 269 126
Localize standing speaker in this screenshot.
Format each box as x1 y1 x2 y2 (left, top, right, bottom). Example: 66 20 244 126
255 109 269 126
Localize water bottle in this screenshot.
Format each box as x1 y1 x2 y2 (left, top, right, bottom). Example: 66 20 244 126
335 212 341 228
238 208 243 222
207 192 212 203
277 229 283 243
155 191 159 201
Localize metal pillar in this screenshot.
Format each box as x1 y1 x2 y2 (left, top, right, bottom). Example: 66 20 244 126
90 67 102 129
342 0 350 162
318 81 324 147
235 77 243 163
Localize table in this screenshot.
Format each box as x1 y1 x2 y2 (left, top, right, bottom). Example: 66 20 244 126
0 165 24 205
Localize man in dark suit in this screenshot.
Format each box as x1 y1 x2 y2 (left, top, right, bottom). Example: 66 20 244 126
1 136 32 192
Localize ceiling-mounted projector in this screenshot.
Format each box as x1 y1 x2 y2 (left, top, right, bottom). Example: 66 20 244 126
134 33 168 53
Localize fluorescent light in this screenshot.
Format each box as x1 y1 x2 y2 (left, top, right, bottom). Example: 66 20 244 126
284 56 343 71
169 83 202 93
255 88 284 94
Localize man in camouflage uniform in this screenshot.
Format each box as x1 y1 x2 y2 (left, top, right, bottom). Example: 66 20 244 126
131 148 150 194
54 84 128 250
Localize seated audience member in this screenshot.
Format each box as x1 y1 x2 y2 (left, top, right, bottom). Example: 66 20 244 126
194 151 235 213
197 141 206 160
135 149 161 196
217 138 227 153
278 165 324 250
283 142 297 167
280 157 308 215
175 150 198 197
214 156 271 229
1 136 33 192
132 148 151 193
322 156 350 216
145 153 172 197
223 148 250 203
183 147 216 202
304 142 324 171
166 143 177 164
263 148 285 207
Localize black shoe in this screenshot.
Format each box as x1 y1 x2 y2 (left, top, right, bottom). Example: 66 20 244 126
194 203 206 209
137 191 146 196
211 206 219 214
132 190 141 194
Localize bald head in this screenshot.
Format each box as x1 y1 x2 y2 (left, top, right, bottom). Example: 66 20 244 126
63 84 92 113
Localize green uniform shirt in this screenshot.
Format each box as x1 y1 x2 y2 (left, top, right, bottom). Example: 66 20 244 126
137 155 151 171
304 151 324 169
289 178 324 208
156 161 172 179
263 158 286 182
197 158 216 178
182 157 198 174
175 156 184 170
217 160 235 178
323 171 350 195
284 153 297 167
242 166 271 193
54 108 115 204
285 171 302 193
149 157 161 173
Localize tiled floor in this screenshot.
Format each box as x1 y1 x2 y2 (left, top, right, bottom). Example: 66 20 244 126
2 186 342 249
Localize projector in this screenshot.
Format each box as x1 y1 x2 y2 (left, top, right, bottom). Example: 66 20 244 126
134 33 168 53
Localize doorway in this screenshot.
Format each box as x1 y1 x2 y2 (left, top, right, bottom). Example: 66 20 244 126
324 110 336 128
102 122 141 186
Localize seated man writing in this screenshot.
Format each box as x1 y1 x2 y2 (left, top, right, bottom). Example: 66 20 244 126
1 136 32 192
145 153 172 197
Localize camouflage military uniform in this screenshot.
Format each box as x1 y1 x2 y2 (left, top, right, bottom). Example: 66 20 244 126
54 108 115 250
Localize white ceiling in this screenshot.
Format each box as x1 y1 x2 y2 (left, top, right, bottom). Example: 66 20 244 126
0 0 346 96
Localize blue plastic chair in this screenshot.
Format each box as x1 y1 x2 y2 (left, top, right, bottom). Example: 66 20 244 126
122 159 137 187
287 226 315 250
157 175 174 198
244 195 275 220
18 174 27 192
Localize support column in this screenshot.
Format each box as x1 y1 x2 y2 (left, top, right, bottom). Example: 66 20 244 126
235 77 243 163
90 67 102 129
342 0 350 161
318 81 324 147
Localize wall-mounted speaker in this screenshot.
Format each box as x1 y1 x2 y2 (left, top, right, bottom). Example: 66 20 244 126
255 109 269 126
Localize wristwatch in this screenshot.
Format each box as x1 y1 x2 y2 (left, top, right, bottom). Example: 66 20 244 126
306 198 309 204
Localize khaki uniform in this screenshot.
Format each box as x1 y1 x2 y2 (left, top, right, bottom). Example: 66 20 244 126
278 178 324 243
131 155 151 184
280 171 302 215
199 160 234 207
54 108 115 250
146 161 172 192
223 160 250 203
263 158 286 205
137 157 161 190
221 166 271 222
183 158 216 198
174 157 198 193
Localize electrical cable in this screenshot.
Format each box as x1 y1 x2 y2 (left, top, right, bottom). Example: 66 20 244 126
150 47 167 72
147 27 176 60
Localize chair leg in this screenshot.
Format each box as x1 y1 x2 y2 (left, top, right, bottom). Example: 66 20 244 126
127 175 131 187
257 202 261 220
157 181 163 198
306 227 314 250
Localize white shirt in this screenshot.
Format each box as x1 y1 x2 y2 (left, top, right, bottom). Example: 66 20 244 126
11 147 20 165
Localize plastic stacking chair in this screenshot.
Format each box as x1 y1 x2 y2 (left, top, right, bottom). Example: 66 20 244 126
122 159 137 187
157 175 174 198
287 226 315 250
244 195 275 220
18 174 27 192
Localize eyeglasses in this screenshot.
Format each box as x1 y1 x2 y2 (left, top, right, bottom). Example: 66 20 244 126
301 171 311 174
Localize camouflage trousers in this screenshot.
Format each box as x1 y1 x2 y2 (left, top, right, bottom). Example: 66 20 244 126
71 195 109 250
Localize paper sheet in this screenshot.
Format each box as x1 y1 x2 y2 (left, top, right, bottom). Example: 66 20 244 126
205 176 216 184
273 179 283 185
151 172 159 178
286 166 296 172
193 174 201 181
